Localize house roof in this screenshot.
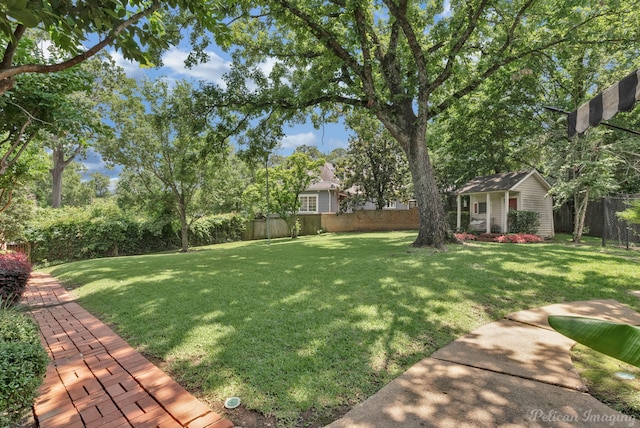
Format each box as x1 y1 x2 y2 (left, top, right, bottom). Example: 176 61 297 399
306 162 341 191
457 169 550 194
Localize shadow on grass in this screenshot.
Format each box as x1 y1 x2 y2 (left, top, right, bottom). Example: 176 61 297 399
46 232 640 424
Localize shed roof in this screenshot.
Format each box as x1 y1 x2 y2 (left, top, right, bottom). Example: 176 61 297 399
457 169 550 194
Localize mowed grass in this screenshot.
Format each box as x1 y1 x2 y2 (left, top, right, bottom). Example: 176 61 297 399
43 232 640 424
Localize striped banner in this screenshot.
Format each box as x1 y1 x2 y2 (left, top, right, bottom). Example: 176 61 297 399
568 69 640 138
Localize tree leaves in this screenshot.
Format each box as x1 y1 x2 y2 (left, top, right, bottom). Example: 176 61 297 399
549 315 640 368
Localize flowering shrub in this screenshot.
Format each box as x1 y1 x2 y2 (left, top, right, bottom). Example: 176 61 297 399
495 234 543 243
0 253 32 306
454 232 477 241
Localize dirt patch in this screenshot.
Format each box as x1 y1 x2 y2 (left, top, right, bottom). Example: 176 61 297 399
210 403 278 427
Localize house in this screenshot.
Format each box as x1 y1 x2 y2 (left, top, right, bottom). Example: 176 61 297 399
297 162 414 213
455 169 554 237
298 162 342 213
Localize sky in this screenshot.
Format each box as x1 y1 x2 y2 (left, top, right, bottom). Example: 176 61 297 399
83 41 351 181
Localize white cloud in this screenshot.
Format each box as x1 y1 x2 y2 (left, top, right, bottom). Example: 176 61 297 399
437 0 452 19
258 57 278 76
109 50 144 77
161 47 231 86
280 132 318 149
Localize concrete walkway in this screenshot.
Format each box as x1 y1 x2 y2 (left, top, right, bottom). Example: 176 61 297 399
23 272 234 428
327 300 640 427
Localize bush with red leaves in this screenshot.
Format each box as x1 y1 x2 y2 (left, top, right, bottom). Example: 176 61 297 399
495 234 543 243
454 232 477 241
0 253 32 306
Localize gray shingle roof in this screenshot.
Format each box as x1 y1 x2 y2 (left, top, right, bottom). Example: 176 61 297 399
457 170 535 194
306 162 341 191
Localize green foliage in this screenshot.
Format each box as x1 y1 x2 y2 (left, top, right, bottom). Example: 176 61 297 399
0 252 31 306
337 112 412 210
447 211 469 231
0 310 40 345
207 0 638 249
98 77 234 251
0 1 230 89
507 210 540 234
549 316 640 368
618 200 640 225
188 215 246 247
25 201 246 264
244 153 324 238
0 184 36 244
0 310 48 427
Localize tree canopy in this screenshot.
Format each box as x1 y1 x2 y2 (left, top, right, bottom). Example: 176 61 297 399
0 0 227 95
203 0 638 249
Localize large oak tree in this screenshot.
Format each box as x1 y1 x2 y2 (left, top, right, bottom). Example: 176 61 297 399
206 0 635 249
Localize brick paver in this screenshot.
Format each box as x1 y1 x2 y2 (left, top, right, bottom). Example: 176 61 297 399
23 272 234 428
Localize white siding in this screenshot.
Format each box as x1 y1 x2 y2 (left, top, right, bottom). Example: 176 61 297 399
513 175 554 237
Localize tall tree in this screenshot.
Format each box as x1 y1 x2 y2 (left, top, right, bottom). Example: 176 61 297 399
100 77 236 252
534 38 640 242
207 0 635 249
338 112 411 210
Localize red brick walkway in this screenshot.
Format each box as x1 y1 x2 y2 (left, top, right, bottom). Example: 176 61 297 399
23 272 234 428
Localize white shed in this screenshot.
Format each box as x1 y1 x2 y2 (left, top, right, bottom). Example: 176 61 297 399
456 169 555 237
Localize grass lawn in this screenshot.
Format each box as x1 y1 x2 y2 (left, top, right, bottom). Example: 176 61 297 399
42 231 640 425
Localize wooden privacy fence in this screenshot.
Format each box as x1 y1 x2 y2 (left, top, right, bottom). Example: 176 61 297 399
244 209 420 240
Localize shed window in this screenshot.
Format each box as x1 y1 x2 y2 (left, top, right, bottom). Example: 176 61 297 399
474 202 487 214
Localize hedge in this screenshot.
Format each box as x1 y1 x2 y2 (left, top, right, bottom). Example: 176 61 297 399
0 311 48 427
507 210 540 234
25 203 246 264
447 210 470 231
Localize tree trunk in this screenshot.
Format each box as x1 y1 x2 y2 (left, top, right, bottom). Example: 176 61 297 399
51 146 65 208
405 133 450 249
573 190 589 243
376 103 451 249
288 214 298 239
179 204 189 252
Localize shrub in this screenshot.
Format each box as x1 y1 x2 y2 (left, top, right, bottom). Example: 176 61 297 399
454 232 477 241
508 210 540 234
495 233 543 243
26 203 248 264
0 311 48 427
0 253 32 306
0 311 41 345
447 211 470 231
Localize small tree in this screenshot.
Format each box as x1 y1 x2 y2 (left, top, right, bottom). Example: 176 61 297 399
337 112 411 210
618 200 640 225
100 77 237 252
244 153 324 238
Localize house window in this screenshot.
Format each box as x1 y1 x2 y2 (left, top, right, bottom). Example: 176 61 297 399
299 195 318 213
384 200 396 209
474 202 487 214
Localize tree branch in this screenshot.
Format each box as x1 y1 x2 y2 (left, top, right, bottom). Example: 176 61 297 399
0 1 161 92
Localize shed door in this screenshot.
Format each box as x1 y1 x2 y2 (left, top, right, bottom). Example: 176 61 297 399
508 198 517 211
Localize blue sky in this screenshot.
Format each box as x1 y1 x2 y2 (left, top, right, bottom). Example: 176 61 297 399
84 42 351 181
